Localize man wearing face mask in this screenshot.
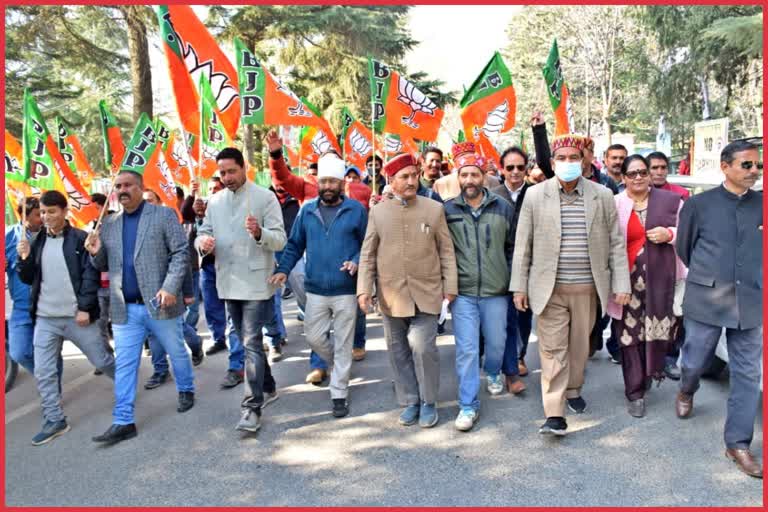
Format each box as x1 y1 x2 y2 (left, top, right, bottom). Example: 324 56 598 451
358 153 458 428
511 134 630 436
269 154 368 418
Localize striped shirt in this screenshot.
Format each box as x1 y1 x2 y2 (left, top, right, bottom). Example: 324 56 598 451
556 179 594 284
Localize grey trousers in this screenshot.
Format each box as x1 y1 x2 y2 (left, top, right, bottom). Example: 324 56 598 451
33 316 115 423
381 312 439 406
287 256 307 313
305 293 357 399
680 317 762 450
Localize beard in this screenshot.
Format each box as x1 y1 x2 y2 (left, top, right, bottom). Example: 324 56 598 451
461 184 481 199
320 188 341 204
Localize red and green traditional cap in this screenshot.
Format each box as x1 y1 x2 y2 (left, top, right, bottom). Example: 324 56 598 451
384 153 417 177
451 141 485 171
551 134 585 153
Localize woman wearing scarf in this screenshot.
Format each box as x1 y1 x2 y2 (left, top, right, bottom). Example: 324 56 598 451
606 154 686 418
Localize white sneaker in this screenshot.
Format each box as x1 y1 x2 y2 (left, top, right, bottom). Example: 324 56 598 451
235 409 261 433
454 408 479 431
486 374 504 396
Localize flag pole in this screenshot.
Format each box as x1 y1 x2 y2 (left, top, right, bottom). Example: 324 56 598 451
178 126 198 197
371 101 377 196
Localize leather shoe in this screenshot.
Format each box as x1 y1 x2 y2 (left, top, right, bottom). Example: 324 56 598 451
517 359 528 377
506 375 527 394
352 348 366 361
177 391 195 413
726 448 763 478
221 370 244 389
675 392 693 418
205 342 228 356
92 423 137 444
305 369 327 385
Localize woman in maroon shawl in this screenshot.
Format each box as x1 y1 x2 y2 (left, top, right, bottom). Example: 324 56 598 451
606 155 686 418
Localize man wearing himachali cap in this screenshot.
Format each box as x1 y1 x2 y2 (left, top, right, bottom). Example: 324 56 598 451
510 134 630 436
357 153 458 428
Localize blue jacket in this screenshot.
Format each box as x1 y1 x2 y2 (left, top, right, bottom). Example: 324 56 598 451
418 183 443 203
276 196 368 296
5 224 35 312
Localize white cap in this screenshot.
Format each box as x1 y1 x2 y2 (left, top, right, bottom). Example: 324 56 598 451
317 154 346 181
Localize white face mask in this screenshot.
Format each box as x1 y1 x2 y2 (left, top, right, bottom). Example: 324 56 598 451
554 161 582 182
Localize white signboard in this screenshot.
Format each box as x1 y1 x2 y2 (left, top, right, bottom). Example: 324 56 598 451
692 118 729 179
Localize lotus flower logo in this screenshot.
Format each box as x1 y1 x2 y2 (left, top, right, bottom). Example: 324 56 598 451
349 129 372 156
157 154 177 199
384 136 402 154
479 100 510 138
171 139 191 168
311 130 332 155
397 76 437 129
54 162 89 211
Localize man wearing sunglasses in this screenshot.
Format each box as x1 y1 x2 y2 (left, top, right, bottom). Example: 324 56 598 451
675 139 763 479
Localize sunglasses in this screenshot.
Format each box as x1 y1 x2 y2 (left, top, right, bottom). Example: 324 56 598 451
504 164 526 172
625 169 649 179
740 161 764 171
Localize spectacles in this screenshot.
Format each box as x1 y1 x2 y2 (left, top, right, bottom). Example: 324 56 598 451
505 164 526 172
625 169 649 179
740 161 764 171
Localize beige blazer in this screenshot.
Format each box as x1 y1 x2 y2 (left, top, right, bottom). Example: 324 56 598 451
509 177 630 316
357 196 458 317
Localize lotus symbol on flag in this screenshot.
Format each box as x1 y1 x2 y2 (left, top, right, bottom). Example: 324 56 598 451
385 136 402 154
171 140 190 168
157 155 176 198
349 129 372 156
55 164 90 211
480 100 510 138
202 144 219 162
311 131 332 155
184 43 238 113
397 76 437 129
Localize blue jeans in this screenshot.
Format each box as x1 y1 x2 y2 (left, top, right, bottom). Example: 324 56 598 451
112 304 195 425
200 263 244 370
502 298 520 376
149 320 202 374
185 270 201 329
8 307 35 374
451 295 509 410
227 299 276 411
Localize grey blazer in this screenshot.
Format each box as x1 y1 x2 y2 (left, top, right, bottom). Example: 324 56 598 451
676 185 763 330
91 202 188 323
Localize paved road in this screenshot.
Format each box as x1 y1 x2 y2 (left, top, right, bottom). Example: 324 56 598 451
4 298 763 506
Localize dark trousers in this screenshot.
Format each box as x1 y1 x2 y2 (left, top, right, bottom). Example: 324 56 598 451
680 317 762 450
227 299 276 414
517 308 533 361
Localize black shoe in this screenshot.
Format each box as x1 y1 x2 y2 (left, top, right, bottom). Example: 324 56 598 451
567 396 587 414
297 311 305 322
92 423 137 444
437 322 446 335
221 370 244 389
144 372 170 390
32 419 71 446
609 351 622 364
93 368 103 375
539 416 567 436
177 391 195 413
191 350 204 367
282 288 294 300
664 363 681 380
205 342 228 356
332 398 349 418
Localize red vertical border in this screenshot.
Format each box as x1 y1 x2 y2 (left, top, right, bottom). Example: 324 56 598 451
1 2 765 512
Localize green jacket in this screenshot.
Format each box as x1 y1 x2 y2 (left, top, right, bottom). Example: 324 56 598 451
443 190 516 297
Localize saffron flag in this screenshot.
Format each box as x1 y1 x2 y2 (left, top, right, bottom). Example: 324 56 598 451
460 52 516 144
381 133 419 159
369 58 444 142
56 117 97 192
235 37 327 129
340 108 373 170
120 113 180 216
298 99 341 162
199 74 233 180
157 5 240 140
22 90 99 227
542 39 574 136
99 100 125 174
5 129 26 184
156 118 192 187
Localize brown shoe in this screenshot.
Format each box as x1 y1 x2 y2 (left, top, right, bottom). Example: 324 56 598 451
518 360 528 377
726 448 763 478
506 375 527 395
352 348 366 361
675 392 693 418
305 369 327 384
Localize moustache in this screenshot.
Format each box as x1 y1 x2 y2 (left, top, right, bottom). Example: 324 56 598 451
118 193 130 200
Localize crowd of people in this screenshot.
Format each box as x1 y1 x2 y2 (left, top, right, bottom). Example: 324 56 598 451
5 112 763 479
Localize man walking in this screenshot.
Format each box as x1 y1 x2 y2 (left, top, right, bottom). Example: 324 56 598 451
86 171 195 445
196 147 286 434
358 153 458 428
444 142 519 432
17 190 115 445
675 140 763 478
511 134 630 436
270 153 368 418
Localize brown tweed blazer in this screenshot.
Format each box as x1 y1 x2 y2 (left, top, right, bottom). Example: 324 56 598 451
357 195 458 317
509 177 630 316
